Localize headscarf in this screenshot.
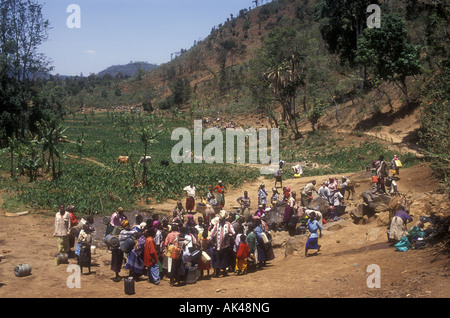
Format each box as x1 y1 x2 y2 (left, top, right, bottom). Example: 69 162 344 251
219 210 228 220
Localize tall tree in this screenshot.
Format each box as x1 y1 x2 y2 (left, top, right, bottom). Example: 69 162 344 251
0 0 52 140
355 10 422 107
314 0 379 89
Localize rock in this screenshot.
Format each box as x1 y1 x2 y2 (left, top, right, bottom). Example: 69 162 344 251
284 234 308 256
307 196 329 215
350 203 373 221
376 211 391 227
265 203 287 227
271 231 290 248
366 228 381 241
5 211 30 217
361 191 391 213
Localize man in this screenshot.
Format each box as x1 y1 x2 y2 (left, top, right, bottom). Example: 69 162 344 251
54 204 71 254
301 180 317 207
183 181 196 213
318 181 331 204
210 210 236 277
375 155 389 194
236 191 251 219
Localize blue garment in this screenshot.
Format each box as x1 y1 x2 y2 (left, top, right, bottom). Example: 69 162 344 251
258 189 268 205
254 225 266 261
394 210 413 224
305 237 319 250
147 262 160 284
307 219 322 239
124 236 146 275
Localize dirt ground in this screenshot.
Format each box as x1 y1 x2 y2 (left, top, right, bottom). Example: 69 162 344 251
0 162 449 302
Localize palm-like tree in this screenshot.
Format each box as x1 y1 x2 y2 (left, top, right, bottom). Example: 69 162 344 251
37 117 67 180
266 51 304 139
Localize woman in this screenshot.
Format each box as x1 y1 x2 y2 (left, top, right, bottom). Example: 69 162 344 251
143 228 160 285
305 212 322 257
283 191 298 228
183 181 196 214
391 155 401 176
76 216 95 274
375 155 389 194
253 216 274 268
215 181 225 208
109 221 125 282
124 226 146 280
170 227 189 286
257 183 268 209
388 206 413 243
210 210 235 277
206 187 217 206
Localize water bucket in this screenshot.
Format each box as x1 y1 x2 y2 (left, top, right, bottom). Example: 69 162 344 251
69 218 86 238
14 264 32 277
102 216 110 225
261 232 269 244
201 251 211 263
105 234 119 248
186 265 198 284
120 237 135 254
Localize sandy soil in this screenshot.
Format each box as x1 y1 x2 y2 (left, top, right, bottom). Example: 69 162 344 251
0 162 448 302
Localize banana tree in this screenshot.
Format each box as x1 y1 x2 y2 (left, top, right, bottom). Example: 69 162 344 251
36 117 67 180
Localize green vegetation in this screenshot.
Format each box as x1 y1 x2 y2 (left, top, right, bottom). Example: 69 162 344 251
1 0 448 216
276 130 420 179
0 112 261 215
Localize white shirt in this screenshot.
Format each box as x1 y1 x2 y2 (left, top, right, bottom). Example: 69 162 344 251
183 185 196 198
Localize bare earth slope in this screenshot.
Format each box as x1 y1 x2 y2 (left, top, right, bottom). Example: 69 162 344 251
0 163 448 300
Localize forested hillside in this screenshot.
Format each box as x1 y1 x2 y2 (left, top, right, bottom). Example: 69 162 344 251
1 0 449 209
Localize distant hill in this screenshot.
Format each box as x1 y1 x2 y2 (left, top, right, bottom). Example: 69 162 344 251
97 61 159 78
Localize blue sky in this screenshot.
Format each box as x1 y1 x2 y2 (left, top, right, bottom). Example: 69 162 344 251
38 0 259 76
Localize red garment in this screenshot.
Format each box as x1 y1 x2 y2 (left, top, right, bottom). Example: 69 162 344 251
236 242 249 260
143 236 158 267
215 185 224 194
69 213 77 227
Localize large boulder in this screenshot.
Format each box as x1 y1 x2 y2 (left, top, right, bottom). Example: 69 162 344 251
284 234 308 256
265 202 287 227
361 190 391 213
307 196 330 215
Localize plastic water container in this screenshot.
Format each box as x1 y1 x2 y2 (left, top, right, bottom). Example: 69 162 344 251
124 276 135 295
14 264 32 277
105 235 119 248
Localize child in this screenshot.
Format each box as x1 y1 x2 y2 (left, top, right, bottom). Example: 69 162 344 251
235 234 249 275
197 228 212 279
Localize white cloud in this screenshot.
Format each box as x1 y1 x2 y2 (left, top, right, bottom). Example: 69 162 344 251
84 50 97 57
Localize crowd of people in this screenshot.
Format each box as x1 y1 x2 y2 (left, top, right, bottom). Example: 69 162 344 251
51 153 412 288
110 203 279 286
